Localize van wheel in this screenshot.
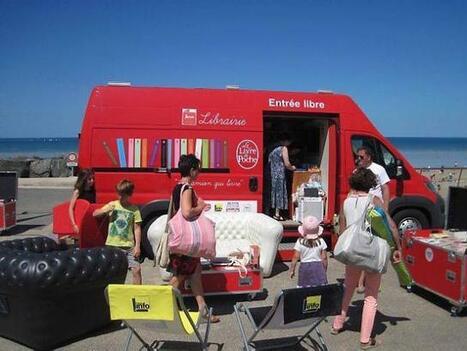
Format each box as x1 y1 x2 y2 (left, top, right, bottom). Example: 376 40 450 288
141 216 159 261
393 209 429 236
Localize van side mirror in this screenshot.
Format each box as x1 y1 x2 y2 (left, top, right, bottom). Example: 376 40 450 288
396 159 404 179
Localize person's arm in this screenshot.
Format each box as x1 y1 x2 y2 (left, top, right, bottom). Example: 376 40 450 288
133 223 141 259
181 188 206 219
281 146 296 171
338 204 346 235
373 197 402 263
387 215 402 263
289 250 300 278
321 249 328 271
379 166 391 210
93 202 114 217
68 189 80 234
381 183 390 211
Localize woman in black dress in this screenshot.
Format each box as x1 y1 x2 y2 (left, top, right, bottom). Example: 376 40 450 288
68 168 96 234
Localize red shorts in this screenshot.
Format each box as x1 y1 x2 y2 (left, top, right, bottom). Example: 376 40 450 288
167 254 200 276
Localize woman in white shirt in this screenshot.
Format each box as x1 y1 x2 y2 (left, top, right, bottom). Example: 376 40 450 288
332 168 401 350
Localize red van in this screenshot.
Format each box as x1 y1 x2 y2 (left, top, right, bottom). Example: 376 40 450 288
66 84 444 258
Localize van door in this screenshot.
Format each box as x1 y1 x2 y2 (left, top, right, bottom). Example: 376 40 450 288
262 115 337 223
321 123 337 223
346 133 441 232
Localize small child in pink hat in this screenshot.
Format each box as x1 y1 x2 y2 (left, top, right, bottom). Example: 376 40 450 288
289 216 328 287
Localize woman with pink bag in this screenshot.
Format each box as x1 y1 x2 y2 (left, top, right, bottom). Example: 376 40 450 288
168 154 220 323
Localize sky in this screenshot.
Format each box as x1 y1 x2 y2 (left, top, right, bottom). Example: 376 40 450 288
1 0 466 138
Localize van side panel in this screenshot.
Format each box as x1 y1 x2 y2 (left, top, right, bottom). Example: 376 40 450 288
77 86 441 230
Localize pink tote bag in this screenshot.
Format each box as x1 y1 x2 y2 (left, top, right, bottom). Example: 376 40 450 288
168 184 216 258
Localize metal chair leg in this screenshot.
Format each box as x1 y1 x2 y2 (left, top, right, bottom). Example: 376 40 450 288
123 322 152 351
314 326 328 351
124 329 133 351
234 304 253 351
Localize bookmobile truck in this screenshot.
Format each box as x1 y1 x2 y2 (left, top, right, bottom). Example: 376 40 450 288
54 83 445 260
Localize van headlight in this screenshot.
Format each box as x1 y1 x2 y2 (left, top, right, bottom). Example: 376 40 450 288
425 180 438 193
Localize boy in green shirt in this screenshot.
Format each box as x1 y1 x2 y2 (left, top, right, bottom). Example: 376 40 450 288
93 179 142 284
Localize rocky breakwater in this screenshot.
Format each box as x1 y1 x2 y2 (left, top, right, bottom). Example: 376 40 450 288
0 157 72 177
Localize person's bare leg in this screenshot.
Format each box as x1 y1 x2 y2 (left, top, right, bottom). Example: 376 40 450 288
132 265 142 285
333 265 360 332
190 263 220 322
170 274 186 289
357 271 366 293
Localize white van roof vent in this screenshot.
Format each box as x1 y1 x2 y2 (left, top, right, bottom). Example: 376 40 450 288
225 85 240 90
107 82 132 86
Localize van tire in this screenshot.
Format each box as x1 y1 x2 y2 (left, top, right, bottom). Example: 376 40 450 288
141 216 160 261
393 209 429 235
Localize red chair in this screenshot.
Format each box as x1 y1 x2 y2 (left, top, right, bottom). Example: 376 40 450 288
53 199 108 248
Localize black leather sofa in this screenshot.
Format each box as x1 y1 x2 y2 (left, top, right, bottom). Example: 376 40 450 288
0 237 128 350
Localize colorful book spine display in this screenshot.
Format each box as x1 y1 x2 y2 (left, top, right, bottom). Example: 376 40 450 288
149 139 160 167
128 139 134 167
174 139 180 169
201 139 209 169
141 138 147 168
116 138 127 167
209 139 216 169
167 139 173 170
161 139 167 168
105 137 229 169
195 139 203 160
134 138 141 167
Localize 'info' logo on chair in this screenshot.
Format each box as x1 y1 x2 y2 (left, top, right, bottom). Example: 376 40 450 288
132 297 151 312
302 295 321 314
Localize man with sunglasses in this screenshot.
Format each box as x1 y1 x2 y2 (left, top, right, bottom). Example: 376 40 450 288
355 146 390 211
354 146 392 294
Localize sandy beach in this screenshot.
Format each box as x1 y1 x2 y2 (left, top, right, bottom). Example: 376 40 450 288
417 167 467 201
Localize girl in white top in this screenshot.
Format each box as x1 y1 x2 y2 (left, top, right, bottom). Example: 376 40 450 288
289 216 328 287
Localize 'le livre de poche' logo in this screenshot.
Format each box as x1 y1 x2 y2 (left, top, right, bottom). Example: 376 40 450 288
132 297 151 312
302 295 321 314
236 140 259 170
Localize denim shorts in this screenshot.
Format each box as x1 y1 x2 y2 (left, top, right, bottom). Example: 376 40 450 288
113 247 140 269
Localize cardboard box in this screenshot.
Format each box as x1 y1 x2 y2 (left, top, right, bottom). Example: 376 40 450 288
296 197 324 222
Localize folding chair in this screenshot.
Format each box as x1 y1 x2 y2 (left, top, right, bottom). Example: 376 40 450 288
106 284 213 351
234 283 343 351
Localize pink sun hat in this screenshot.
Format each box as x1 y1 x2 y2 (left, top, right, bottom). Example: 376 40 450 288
298 216 324 240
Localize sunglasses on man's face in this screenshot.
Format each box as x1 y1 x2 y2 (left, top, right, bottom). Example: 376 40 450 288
356 155 365 160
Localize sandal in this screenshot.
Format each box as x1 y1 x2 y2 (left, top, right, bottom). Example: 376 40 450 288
200 306 221 324
208 314 220 323
330 326 344 335
272 215 285 221
360 338 381 350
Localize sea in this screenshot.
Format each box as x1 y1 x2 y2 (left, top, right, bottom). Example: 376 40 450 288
0 137 466 168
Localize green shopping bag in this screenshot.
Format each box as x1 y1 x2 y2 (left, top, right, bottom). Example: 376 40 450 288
368 207 413 287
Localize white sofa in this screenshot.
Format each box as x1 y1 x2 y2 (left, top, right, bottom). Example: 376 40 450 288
147 212 283 277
